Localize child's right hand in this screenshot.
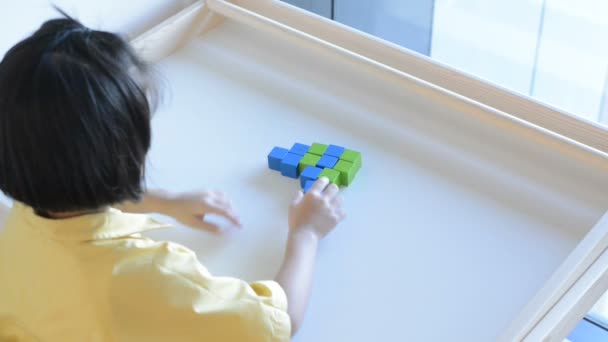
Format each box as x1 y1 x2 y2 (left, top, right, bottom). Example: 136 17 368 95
288 177 346 239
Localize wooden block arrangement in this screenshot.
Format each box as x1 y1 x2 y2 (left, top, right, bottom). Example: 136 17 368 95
267 142 362 191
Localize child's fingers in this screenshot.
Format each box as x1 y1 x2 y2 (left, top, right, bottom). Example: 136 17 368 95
196 197 241 227
212 199 235 215
211 191 227 200
208 194 233 211
185 217 222 234
323 183 339 198
224 211 242 227
292 191 304 206
205 206 242 227
309 177 330 194
331 196 343 208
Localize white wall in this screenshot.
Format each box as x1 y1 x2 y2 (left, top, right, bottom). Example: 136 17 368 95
335 0 434 55
531 0 608 122
431 0 544 95
431 0 608 123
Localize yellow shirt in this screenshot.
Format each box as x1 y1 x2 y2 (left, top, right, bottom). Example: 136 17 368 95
0 203 290 341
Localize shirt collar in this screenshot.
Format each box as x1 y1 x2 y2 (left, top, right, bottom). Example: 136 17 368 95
11 202 172 242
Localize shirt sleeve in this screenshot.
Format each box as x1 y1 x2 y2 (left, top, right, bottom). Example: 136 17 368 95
108 240 291 342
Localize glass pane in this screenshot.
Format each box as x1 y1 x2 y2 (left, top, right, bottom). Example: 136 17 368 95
281 0 608 125
532 0 608 122
567 312 608 341
335 0 434 55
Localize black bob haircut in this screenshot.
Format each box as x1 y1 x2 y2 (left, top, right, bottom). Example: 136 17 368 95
0 10 156 214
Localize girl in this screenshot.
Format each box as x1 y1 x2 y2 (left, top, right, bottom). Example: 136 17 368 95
0 13 345 341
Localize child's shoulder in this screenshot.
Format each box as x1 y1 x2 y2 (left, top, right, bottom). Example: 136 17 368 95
92 233 209 279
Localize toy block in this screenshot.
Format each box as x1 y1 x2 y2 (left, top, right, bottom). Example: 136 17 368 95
300 166 322 188
325 144 345 158
308 143 328 156
339 149 362 169
280 153 303 178
298 153 321 173
317 155 338 169
320 168 340 185
303 180 315 193
289 143 310 156
333 160 360 186
267 147 289 171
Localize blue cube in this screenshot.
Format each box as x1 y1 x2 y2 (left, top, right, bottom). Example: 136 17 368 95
268 147 289 171
317 155 338 169
300 166 322 188
303 180 315 193
280 153 303 178
289 143 310 156
325 144 345 158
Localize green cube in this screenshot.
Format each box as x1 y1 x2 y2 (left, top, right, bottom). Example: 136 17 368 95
333 160 360 186
298 153 321 173
308 143 328 156
319 168 340 185
339 149 361 169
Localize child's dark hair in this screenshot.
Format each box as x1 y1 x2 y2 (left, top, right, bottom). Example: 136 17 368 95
0 11 155 214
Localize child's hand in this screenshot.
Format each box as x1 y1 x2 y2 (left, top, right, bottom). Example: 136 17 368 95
288 177 346 240
162 191 242 233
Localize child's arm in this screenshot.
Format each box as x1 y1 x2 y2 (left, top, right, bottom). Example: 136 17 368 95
115 190 171 214
116 190 241 232
275 177 346 336
120 179 345 336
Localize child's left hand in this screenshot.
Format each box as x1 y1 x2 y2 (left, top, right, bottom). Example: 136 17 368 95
161 191 242 233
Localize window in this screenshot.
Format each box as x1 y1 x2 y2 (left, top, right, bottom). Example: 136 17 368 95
567 313 608 341
282 0 608 125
